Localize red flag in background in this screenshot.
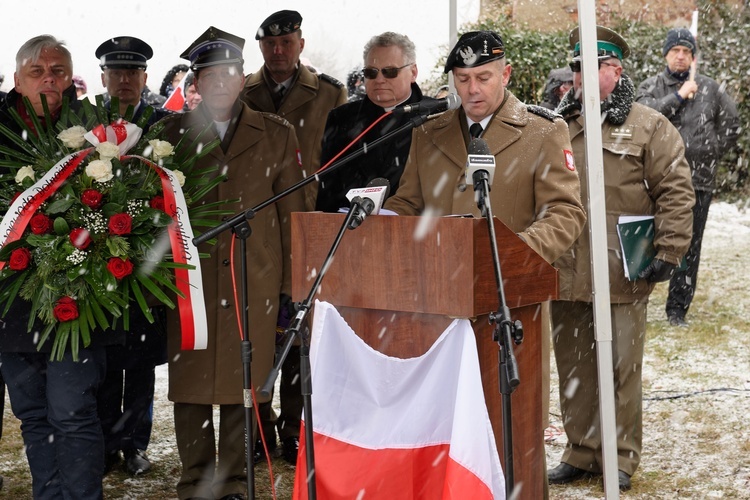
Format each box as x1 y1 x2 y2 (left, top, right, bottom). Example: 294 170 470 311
162 70 191 111
293 301 505 500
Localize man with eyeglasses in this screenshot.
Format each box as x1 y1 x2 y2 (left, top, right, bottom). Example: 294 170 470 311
636 28 739 329
548 26 694 491
315 31 436 213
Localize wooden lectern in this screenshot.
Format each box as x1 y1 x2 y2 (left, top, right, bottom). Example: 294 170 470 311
291 213 557 499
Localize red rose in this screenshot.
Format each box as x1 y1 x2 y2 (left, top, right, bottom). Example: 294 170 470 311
29 213 53 235
9 247 32 271
53 296 79 322
107 257 134 280
70 228 92 249
149 195 165 211
81 189 104 209
108 213 132 235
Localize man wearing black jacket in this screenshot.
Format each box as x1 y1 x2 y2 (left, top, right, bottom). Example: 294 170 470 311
0 35 108 500
315 32 435 212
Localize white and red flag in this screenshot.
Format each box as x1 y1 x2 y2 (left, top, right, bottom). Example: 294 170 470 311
162 70 192 112
293 300 505 500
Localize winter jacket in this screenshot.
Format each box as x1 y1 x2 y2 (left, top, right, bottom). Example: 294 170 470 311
384 90 586 265
242 64 347 210
555 74 695 303
316 82 433 213
159 100 305 405
636 69 739 192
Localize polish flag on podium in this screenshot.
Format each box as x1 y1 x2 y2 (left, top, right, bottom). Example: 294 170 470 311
293 301 505 500
162 70 192 112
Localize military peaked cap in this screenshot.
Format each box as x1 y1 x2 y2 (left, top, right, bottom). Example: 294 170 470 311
181 26 245 71
569 25 631 61
96 36 153 69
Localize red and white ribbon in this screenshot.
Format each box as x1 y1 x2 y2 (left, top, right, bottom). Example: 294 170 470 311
0 121 208 350
0 148 93 268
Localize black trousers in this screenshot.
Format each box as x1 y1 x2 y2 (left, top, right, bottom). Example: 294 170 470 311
666 190 712 319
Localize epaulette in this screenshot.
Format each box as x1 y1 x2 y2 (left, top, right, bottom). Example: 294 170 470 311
319 73 344 88
526 104 560 122
260 111 292 128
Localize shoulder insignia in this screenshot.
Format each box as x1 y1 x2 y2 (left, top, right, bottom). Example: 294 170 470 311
319 73 344 88
260 111 292 128
526 104 560 122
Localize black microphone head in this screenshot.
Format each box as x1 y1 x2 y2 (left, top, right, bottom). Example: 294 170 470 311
366 177 391 199
468 137 491 156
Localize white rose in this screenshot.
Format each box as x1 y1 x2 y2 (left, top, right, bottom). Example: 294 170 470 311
172 169 186 187
149 139 175 161
15 165 36 185
96 141 121 160
57 126 88 149
86 159 114 183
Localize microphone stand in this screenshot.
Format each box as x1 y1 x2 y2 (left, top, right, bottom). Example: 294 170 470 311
472 170 524 497
193 111 431 245
259 201 367 500
190 111 430 499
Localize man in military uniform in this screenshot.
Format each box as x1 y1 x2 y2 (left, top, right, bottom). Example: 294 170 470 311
383 32 586 497
96 36 171 128
160 26 305 500
241 9 346 466
94 35 171 477
242 9 347 211
384 30 585 264
548 26 694 491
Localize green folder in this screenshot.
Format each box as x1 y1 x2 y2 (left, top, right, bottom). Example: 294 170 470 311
616 215 686 281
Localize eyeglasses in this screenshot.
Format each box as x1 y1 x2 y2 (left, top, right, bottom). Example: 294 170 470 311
363 63 413 79
568 60 618 73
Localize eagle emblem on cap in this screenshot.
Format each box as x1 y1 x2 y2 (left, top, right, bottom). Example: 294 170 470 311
269 23 281 36
458 46 478 66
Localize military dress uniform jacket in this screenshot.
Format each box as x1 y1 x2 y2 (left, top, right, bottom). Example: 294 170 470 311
636 70 740 192
159 101 305 405
384 90 586 265
555 77 695 304
242 65 347 210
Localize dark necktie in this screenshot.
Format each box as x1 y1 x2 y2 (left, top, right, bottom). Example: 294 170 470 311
469 122 483 139
272 84 286 110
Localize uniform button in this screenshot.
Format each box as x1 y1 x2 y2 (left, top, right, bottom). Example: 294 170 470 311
222 259 230 266
457 183 467 192
220 299 231 309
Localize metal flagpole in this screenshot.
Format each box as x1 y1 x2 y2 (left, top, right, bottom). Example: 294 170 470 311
576 1 620 497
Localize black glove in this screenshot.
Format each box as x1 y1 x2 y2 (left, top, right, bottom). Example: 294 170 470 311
638 258 676 283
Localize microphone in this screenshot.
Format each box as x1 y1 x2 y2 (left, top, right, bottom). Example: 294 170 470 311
393 93 462 116
345 177 391 229
466 138 496 188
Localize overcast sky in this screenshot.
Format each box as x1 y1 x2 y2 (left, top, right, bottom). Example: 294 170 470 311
1 0 479 97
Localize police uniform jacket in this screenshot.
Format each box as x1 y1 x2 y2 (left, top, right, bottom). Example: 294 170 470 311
555 74 695 303
384 90 586 265
159 100 305 405
636 70 740 192
242 65 347 210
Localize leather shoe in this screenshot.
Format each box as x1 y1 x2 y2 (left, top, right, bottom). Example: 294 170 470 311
104 451 121 475
124 449 151 475
547 462 593 484
220 495 246 500
282 436 299 465
619 470 632 491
